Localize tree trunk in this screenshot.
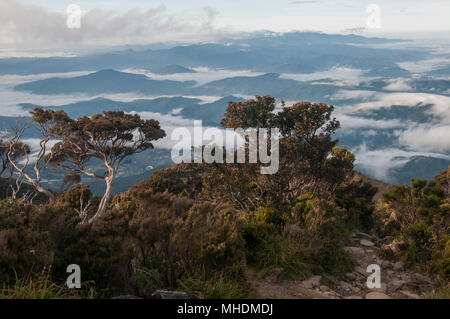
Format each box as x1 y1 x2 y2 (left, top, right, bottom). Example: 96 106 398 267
34 182 55 202
88 171 115 224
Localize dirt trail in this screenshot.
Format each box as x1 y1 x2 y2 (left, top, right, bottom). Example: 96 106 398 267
255 232 435 299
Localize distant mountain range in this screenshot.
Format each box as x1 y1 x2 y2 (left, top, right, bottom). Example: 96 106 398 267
0 32 425 76
2 31 450 191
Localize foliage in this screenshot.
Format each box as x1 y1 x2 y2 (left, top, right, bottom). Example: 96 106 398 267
374 167 450 278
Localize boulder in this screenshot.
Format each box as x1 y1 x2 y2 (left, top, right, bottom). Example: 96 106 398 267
344 246 365 257
360 239 375 247
301 276 322 289
369 283 387 294
413 273 432 285
365 292 392 299
151 290 196 299
393 261 405 272
388 279 406 292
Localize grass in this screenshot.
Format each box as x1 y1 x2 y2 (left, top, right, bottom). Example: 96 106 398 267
0 272 96 299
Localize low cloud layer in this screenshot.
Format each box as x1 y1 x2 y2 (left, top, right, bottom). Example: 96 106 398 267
352 144 450 182
397 124 450 153
334 90 450 124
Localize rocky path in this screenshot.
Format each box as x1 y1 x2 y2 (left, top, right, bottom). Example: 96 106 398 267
256 232 435 299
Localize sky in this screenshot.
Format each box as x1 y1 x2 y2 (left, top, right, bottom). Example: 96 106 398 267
1 0 449 52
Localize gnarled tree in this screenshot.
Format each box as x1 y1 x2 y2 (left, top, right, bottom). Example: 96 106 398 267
47 111 166 223
0 136 31 199
3 109 72 202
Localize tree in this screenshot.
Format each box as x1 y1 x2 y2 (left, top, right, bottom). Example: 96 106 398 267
0 137 31 199
3 109 71 202
200 97 354 210
47 111 166 223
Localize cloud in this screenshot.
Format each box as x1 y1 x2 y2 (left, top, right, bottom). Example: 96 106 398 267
397 58 450 73
352 143 450 182
397 124 450 153
334 90 450 123
123 67 264 86
280 66 365 86
382 78 413 91
0 71 233 117
336 114 409 130
132 111 244 150
0 0 230 48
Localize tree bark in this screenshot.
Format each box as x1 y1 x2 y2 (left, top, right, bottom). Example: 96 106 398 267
7 152 55 202
88 168 115 224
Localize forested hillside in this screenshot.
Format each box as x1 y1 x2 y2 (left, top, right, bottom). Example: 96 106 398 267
0 97 448 299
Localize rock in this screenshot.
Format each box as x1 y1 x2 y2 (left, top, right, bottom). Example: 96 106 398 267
151 290 196 299
355 266 366 276
360 239 375 247
301 276 322 289
339 280 352 290
413 273 432 285
266 267 284 282
386 269 395 277
357 232 372 239
370 283 387 294
345 273 356 281
381 260 393 270
365 292 392 299
388 279 406 292
393 261 405 272
111 295 143 299
398 290 421 299
344 246 365 257
399 272 412 281
319 285 331 292
322 291 341 299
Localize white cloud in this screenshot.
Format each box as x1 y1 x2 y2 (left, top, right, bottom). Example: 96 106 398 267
397 58 450 73
0 0 230 48
334 90 450 123
397 124 450 153
383 78 413 91
352 143 450 181
336 114 409 130
131 111 243 150
123 67 264 86
280 66 366 86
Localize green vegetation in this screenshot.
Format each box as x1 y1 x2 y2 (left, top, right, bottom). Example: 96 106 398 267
374 170 450 278
0 96 448 298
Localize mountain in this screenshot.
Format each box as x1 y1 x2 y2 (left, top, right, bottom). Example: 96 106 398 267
390 156 450 184
19 95 244 126
154 64 196 75
0 32 426 76
14 69 196 95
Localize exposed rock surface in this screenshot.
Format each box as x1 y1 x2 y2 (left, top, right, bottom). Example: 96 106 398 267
151 290 197 299
256 232 435 299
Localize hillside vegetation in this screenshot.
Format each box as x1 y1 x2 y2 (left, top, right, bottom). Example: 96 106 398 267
0 96 448 299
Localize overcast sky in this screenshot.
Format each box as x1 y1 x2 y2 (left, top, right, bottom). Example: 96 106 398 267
1 0 450 50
